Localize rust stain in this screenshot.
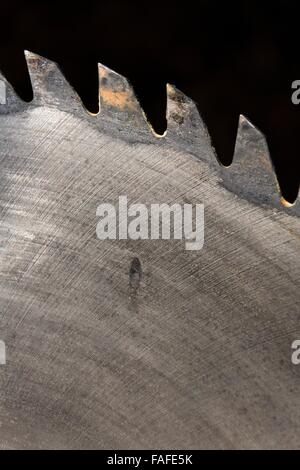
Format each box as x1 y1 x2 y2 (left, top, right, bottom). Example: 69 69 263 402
101 88 136 110
280 196 294 208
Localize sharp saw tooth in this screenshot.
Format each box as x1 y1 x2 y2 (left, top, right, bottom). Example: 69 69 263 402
166 84 215 164
220 114 300 215
24 50 85 114
98 63 150 134
0 71 25 114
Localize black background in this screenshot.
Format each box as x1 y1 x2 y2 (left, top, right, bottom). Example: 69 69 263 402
0 450 296 464
0 0 299 203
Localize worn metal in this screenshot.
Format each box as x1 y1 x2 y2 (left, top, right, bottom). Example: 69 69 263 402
0 51 299 449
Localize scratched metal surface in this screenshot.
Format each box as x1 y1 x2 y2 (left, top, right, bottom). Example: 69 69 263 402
0 52 299 449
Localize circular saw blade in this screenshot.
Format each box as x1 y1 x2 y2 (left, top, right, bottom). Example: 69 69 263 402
0 52 299 449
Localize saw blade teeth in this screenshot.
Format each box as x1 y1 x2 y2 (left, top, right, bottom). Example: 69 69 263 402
219 114 298 213
166 84 216 164
24 50 84 114
98 63 150 133
0 71 25 114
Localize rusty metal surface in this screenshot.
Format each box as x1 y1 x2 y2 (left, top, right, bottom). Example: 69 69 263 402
0 52 299 449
